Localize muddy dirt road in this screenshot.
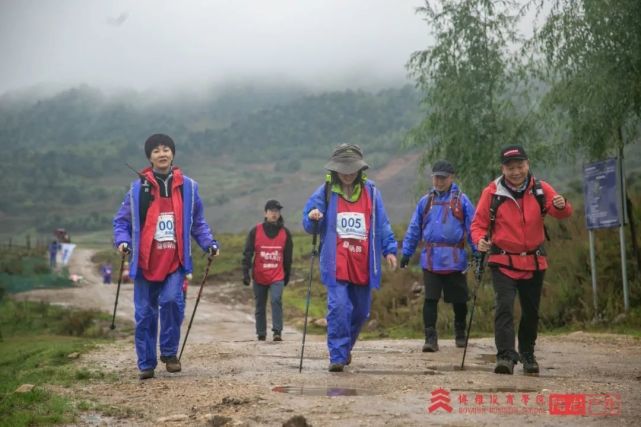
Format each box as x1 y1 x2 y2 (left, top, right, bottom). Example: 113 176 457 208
15 248 641 426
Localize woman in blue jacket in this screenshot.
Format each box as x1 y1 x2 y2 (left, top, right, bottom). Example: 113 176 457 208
303 144 397 372
113 134 219 380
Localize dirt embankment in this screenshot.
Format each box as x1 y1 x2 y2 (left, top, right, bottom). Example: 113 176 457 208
14 248 641 426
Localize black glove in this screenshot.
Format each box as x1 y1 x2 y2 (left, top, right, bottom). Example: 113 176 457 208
400 255 410 269
242 274 250 286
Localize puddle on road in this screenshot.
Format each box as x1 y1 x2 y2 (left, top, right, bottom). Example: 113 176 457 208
272 386 378 396
427 365 495 373
451 387 540 393
477 353 496 363
351 369 438 376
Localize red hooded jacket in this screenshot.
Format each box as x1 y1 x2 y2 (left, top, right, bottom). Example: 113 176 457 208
471 176 572 273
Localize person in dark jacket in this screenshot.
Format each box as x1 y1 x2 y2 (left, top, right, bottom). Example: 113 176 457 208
471 145 572 375
113 133 219 380
400 160 477 352
242 200 293 342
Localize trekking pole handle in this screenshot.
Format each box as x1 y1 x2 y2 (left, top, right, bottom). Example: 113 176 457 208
312 220 319 244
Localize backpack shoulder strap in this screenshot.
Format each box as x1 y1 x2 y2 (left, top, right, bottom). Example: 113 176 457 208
532 178 547 215
324 181 331 210
532 177 551 241
421 192 435 229
488 194 507 239
450 189 464 222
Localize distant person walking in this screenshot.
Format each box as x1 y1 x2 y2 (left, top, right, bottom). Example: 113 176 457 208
471 145 572 375
242 200 293 342
48 240 60 269
400 160 478 352
303 143 398 372
113 133 219 380
101 262 113 284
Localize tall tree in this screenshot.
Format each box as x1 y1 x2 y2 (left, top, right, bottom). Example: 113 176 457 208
535 0 641 159
407 0 533 197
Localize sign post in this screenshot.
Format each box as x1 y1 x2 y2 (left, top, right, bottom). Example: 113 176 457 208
583 158 629 313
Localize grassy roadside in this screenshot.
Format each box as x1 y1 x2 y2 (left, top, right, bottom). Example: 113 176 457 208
88 214 641 341
0 299 122 426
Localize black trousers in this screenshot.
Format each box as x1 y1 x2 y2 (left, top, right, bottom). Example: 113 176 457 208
491 267 544 361
422 270 468 330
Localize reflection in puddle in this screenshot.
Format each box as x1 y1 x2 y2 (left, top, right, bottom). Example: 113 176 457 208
272 386 378 396
477 353 496 363
352 369 437 376
451 387 539 393
427 365 495 373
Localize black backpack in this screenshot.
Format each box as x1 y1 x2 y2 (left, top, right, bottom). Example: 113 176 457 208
488 178 549 241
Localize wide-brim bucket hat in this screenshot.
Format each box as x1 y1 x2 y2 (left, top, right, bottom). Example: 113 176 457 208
324 143 369 174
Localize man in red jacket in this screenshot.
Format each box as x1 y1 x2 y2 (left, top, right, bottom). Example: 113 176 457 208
471 145 572 375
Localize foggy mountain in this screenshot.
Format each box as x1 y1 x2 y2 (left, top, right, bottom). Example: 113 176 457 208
0 83 423 237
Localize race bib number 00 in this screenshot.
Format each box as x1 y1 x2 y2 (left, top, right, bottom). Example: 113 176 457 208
155 212 176 242
336 212 367 240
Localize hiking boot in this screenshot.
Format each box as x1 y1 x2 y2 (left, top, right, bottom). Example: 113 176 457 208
422 327 439 352
346 353 352 366
273 333 282 342
328 363 345 372
494 358 515 375
454 321 467 348
520 352 540 374
257 335 266 341
160 355 181 373
139 369 154 380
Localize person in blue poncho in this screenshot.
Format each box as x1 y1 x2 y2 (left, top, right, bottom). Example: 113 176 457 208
303 143 398 372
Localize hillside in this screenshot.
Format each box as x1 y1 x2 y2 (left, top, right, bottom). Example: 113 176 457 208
0 84 422 237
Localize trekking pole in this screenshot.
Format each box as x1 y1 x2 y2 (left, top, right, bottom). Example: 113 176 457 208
299 221 319 373
110 250 129 330
179 256 214 361
460 250 487 370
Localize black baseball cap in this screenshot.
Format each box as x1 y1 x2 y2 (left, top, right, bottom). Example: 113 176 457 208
500 145 528 164
264 200 283 211
431 160 455 177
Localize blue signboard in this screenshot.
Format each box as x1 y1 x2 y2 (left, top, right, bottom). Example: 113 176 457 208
583 158 621 230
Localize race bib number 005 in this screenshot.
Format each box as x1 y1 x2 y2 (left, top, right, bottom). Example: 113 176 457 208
155 212 176 242
336 212 367 240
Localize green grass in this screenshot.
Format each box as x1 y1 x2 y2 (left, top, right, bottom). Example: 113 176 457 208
0 247 73 294
0 299 120 426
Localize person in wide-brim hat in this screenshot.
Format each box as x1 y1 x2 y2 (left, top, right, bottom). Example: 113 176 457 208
303 143 397 373
324 143 369 175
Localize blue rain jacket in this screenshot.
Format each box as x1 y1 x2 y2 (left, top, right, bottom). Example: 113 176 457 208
402 183 476 272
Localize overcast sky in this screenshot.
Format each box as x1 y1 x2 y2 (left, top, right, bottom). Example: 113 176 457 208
0 0 432 95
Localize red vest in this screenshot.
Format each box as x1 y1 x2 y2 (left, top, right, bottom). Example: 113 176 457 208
253 223 286 285
335 188 371 285
143 196 180 281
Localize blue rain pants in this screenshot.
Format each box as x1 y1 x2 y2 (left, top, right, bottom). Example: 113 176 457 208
327 280 371 364
133 269 185 371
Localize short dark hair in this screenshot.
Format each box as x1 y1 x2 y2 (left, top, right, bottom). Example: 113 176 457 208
144 134 175 159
